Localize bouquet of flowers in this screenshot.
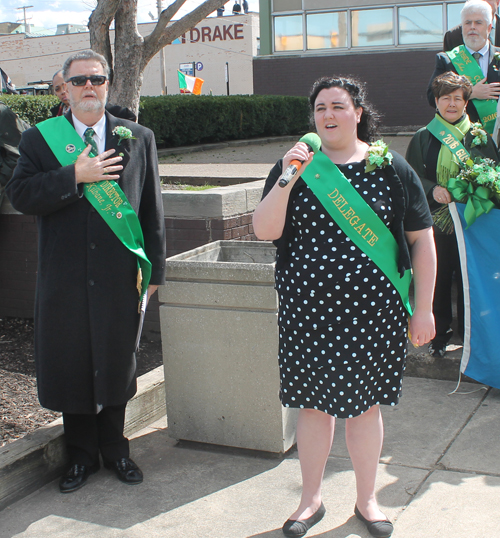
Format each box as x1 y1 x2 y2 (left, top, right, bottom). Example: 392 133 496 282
447 157 500 228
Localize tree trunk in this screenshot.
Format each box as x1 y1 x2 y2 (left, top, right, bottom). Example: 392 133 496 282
109 0 144 113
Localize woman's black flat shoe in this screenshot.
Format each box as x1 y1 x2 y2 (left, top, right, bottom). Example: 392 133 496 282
282 503 326 537
354 505 393 538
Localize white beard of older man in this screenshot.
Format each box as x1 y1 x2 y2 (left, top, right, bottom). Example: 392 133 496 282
462 7 500 100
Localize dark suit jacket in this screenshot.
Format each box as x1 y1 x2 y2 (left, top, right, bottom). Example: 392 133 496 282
5 111 166 414
50 102 137 122
427 44 500 122
443 14 500 50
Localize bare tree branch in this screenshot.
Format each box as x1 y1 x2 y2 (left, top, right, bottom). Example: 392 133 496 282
146 0 189 43
87 0 231 114
143 0 228 63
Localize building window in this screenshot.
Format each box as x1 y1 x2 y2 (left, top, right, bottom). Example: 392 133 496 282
306 12 348 50
270 2 470 54
447 2 466 30
352 8 393 48
274 15 303 51
399 5 443 44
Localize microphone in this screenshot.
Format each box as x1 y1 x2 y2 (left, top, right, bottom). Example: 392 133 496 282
279 132 321 188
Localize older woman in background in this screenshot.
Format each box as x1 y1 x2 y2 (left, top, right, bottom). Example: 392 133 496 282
406 72 499 358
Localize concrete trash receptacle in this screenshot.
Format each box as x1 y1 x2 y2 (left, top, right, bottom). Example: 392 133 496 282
158 240 298 453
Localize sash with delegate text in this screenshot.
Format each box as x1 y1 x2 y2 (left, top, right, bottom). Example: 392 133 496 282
300 151 413 316
36 116 151 302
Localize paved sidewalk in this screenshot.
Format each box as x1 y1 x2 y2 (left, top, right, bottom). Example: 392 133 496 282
1 377 499 538
156 135 414 185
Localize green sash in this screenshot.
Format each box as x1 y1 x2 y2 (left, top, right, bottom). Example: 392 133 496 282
36 116 151 302
446 45 497 134
300 151 413 315
426 115 471 165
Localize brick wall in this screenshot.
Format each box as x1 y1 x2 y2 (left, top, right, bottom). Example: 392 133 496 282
253 49 440 128
0 212 257 340
167 213 255 256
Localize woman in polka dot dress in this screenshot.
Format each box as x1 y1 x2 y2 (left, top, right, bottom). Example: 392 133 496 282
253 77 436 538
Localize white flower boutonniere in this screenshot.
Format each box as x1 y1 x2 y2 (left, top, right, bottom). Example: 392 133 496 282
493 51 500 70
364 140 393 173
112 126 136 145
470 122 488 148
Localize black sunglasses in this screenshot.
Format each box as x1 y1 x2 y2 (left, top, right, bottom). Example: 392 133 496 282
67 75 107 87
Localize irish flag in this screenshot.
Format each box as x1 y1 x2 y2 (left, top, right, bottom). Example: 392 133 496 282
177 70 204 95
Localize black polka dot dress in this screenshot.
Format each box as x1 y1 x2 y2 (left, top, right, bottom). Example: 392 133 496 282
276 161 408 419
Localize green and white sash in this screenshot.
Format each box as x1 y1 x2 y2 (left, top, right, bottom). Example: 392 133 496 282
36 116 151 302
446 45 497 134
300 151 413 315
426 114 471 165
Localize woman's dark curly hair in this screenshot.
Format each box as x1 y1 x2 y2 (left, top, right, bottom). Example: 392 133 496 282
309 76 381 144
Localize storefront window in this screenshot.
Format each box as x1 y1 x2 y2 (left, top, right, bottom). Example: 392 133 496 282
399 5 443 44
447 2 466 30
352 8 393 47
306 12 348 50
274 15 303 51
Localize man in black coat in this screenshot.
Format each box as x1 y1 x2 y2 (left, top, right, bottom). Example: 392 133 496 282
6 50 166 493
428 0 500 125
443 0 500 50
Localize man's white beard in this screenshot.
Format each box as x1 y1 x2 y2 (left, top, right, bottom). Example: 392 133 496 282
70 94 106 114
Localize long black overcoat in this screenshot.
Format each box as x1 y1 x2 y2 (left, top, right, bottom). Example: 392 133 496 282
6 111 166 414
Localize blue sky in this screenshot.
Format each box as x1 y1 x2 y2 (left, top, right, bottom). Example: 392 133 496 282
0 0 259 32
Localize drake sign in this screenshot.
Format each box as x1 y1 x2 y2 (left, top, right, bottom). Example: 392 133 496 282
178 23 244 43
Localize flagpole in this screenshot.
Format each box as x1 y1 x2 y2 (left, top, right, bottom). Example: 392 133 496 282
157 0 166 94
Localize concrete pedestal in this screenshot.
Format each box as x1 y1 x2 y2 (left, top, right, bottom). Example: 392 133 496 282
158 240 297 453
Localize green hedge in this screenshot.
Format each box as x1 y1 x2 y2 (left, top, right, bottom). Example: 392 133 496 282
1 95 59 126
0 94 310 146
138 95 310 147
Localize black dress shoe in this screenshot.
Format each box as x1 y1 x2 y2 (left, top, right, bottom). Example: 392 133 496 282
282 503 326 537
355 505 393 538
59 462 100 493
103 457 143 484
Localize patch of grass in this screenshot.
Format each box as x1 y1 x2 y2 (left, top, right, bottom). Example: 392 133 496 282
183 184 216 191
161 182 216 191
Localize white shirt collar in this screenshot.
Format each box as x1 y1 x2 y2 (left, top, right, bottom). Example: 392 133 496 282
465 41 490 58
72 113 107 154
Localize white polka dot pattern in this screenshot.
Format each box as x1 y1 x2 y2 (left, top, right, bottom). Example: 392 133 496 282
276 161 408 418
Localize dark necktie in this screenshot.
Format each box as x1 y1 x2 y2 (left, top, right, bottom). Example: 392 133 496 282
83 127 99 156
472 51 481 64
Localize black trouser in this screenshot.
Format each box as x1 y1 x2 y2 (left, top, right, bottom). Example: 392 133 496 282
433 231 464 344
62 404 129 466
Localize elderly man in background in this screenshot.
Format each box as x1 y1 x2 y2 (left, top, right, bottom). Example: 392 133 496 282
444 0 500 50
428 0 500 134
6 50 166 494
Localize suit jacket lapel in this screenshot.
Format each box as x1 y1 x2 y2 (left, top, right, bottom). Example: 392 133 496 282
105 112 130 184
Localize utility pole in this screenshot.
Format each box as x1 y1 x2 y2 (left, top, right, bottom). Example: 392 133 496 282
17 5 33 34
157 0 167 95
